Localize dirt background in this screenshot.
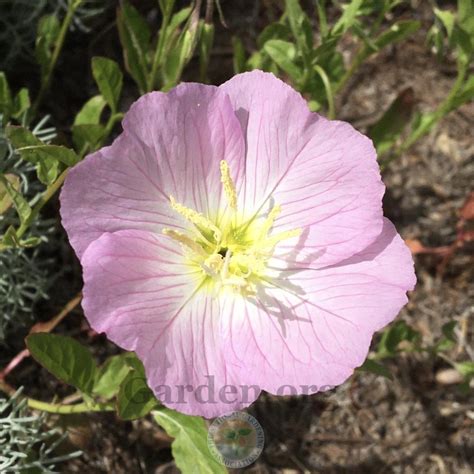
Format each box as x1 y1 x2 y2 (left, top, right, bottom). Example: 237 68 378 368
1 0 473 473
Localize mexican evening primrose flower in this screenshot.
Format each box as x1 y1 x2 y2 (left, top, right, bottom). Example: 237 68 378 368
60 71 416 418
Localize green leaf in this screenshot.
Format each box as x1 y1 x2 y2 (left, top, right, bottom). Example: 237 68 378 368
159 0 176 17
74 95 107 125
285 0 313 54
72 124 105 154
93 354 132 400
12 88 31 119
264 39 301 81
35 14 60 78
358 358 393 379
163 28 197 89
374 20 421 50
91 57 123 113
377 321 421 357
18 145 79 167
332 0 364 35
1 226 41 250
367 87 415 155
458 0 474 36
257 23 292 49
0 72 12 121
434 8 456 39
0 174 31 223
26 333 97 395
7 126 43 148
153 408 227 474
450 74 474 110
117 1 151 93
0 174 20 214
117 370 158 420
455 361 474 379
232 37 247 74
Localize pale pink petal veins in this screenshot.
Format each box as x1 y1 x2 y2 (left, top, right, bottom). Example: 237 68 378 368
221 219 416 394
220 70 385 267
81 230 259 417
60 83 245 258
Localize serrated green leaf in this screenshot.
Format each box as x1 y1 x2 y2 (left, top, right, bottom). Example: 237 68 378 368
264 39 301 81
26 333 97 394
117 370 158 420
374 20 421 50
74 95 107 125
117 1 151 93
153 408 227 474
0 174 31 223
93 354 131 400
92 57 123 113
0 174 20 214
359 358 393 379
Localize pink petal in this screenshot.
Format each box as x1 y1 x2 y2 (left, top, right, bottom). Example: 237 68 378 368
81 230 259 418
221 219 415 394
220 71 384 266
60 83 245 258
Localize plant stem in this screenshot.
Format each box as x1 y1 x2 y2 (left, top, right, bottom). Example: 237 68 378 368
16 168 69 240
28 398 114 414
314 64 335 119
32 1 82 117
148 9 173 91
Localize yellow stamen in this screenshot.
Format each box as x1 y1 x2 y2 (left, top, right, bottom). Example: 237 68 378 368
163 228 207 257
220 160 238 211
169 195 221 242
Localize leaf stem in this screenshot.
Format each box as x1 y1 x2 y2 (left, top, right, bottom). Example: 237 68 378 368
32 0 83 117
28 398 114 414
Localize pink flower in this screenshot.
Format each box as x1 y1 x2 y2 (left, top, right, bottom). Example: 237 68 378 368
60 71 415 418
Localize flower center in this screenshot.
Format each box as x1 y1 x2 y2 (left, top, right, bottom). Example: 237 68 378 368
162 160 301 295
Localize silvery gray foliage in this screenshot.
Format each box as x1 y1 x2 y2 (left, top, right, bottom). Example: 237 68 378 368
0 0 110 70
0 389 82 473
0 117 57 344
